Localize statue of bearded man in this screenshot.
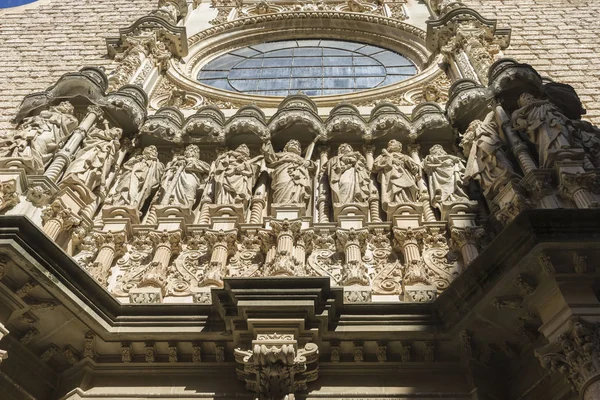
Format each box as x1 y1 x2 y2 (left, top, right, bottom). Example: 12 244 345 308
158 144 211 207
105 145 164 209
326 143 374 205
261 139 316 206
373 140 421 209
422 145 470 209
0 101 78 173
210 144 262 208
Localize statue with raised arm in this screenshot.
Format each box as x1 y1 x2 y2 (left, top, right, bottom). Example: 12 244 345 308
422 145 469 209
261 139 316 206
0 101 78 173
157 144 210 207
326 143 373 205
511 92 572 167
105 145 164 209
373 140 421 209
461 112 521 198
62 120 122 192
210 144 262 208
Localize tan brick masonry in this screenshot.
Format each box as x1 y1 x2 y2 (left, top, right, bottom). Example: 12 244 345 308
0 0 599 130
463 0 600 125
0 0 155 131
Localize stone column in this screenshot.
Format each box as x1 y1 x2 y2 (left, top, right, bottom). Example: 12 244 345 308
295 231 313 269
559 171 599 209
495 106 537 174
139 230 182 290
204 230 237 285
364 145 381 223
44 106 104 182
336 228 369 285
89 231 126 285
393 227 423 264
317 146 330 223
450 226 484 265
408 145 436 222
41 200 80 240
249 175 268 224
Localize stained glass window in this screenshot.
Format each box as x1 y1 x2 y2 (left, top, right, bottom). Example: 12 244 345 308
197 40 417 96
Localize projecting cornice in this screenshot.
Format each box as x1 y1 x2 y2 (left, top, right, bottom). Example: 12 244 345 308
0 210 598 338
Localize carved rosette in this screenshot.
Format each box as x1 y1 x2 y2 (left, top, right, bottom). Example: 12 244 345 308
234 333 319 400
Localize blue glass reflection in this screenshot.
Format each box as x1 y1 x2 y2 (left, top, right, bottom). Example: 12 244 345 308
197 39 417 96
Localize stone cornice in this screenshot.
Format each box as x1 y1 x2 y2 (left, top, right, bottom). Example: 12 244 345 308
1 209 599 340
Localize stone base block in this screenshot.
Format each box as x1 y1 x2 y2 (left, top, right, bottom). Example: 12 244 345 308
343 286 372 303
191 287 212 304
129 287 162 304
403 284 436 303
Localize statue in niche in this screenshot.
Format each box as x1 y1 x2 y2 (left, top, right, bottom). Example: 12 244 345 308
209 144 262 208
0 102 78 173
511 92 572 168
105 145 164 209
157 144 210 207
326 143 374 205
422 145 470 209
62 120 122 192
372 140 421 209
261 139 316 206
461 112 521 198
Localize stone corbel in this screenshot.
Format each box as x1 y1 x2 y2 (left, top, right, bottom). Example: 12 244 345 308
234 332 319 400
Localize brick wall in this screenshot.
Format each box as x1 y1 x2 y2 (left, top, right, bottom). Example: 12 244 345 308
0 0 155 130
463 0 600 124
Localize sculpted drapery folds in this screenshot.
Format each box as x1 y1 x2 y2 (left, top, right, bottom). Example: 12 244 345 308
209 144 262 208
422 145 469 208
261 140 316 206
461 111 521 198
105 145 164 209
0 102 78 173
158 145 210 207
62 120 122 192
511 92 573 168
326 143 374 206
372 140 421 209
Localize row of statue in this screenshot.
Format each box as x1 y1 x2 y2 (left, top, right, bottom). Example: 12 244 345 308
1 90 599 218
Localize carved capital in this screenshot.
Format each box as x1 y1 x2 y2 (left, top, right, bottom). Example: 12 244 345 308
0 179 20 212
393 226 426 247
449 225 485 249
538 319 600 395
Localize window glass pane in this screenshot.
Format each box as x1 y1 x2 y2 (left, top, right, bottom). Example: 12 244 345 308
197 39 417 96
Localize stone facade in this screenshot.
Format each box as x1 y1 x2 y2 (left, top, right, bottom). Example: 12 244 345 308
0 1 599 400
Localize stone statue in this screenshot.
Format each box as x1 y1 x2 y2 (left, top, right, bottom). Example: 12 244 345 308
326 143 374 205
261 140 316 206
0 102 78 173
209 144 262 208
62 120 122 192
422 145 470 208
158 144 210 207
105 145 164 209
570 119 600 169
372 140 421 209
511 92 573 167
461 112 521 197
